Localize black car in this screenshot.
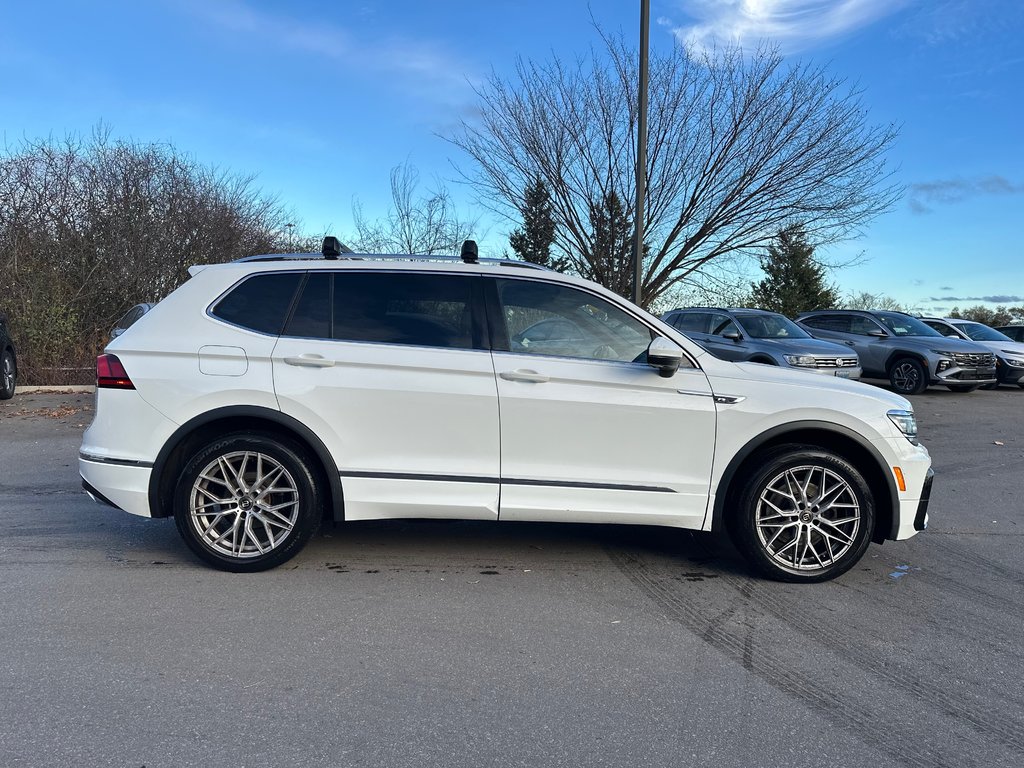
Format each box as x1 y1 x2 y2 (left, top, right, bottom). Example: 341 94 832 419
995 325 1024 342
0 311 16 400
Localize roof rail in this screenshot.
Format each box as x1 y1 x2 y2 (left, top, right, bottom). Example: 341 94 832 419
232 252 553 271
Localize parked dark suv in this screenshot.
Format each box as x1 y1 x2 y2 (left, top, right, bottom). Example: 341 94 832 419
797 310 996 395
0 311 17 400
662 307 861 378
996 326 1024 343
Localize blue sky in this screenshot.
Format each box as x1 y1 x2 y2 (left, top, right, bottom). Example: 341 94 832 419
1 0 1022 312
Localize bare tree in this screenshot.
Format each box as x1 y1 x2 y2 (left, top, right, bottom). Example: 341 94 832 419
450 34 901 307
0 128 298 384
349 163 477 255
842 292 906 312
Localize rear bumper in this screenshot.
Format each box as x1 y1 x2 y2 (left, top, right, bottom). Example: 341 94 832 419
79 455 153 517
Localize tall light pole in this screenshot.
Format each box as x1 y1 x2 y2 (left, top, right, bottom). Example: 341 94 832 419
633 0 650 307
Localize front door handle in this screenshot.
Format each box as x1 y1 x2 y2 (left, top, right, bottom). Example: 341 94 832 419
500 369 550 383
283 354 335 368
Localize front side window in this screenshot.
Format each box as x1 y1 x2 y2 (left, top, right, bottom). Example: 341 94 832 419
735 313 811 339
211 273 303 335
708 313 740 337
496 279 656 364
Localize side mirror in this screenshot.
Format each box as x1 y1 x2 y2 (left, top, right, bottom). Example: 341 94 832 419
867 329 889 338
722 330 743 341
647 336 683 378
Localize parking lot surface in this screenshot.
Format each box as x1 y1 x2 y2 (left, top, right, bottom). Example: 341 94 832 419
1 387 1022 768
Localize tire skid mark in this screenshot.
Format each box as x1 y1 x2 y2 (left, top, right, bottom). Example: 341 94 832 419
607 547 991 768
729 573 1024 753
926 538 1024 588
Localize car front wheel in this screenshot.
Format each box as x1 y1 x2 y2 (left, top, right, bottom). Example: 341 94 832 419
728 446 875 582
173 434 322 572
889 357 928 395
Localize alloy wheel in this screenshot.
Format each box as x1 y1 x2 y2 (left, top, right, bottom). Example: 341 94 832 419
892 362 920 393
755 465 861 572
188 451 300 559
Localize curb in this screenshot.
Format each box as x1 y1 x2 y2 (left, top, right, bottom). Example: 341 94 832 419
14 385 96 394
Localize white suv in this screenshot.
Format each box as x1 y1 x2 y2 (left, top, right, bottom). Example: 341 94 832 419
80 240 933 581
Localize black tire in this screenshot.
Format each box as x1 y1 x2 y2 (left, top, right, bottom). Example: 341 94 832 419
946 384 979 393
888 357 928 395
173 433 322 572
0 349 15 400
727 445 875 583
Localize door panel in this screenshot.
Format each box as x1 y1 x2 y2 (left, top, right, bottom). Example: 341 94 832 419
489 277 716 528
272 271 499 521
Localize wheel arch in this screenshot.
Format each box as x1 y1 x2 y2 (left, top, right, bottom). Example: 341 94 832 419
748 355 778 365
148 405 344 521
712 421 898 544
884 350 929 375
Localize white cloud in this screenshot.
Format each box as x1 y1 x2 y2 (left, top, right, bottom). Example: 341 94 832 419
181 0 474 95
674 0 909 53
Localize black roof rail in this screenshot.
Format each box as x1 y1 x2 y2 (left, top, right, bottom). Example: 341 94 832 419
232 252 553 271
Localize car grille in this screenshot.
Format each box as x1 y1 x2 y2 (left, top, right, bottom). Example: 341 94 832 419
813 357 859 368
953 352 995 367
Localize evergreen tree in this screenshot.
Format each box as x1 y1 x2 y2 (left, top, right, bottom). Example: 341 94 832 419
750 226 838 316
586 191 635 299
509 177 559 269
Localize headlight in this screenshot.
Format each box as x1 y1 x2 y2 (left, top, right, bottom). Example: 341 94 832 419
930 350 958 357
784 355 817 367
1002 355 1024 367
887 409 918 444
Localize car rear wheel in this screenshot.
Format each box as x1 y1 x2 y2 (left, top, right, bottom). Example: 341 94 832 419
728 446 875 582
173 434 321 572
0 349 15 400
889 357 928 395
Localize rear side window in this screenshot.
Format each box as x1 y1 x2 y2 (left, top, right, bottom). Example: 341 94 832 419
672 312 711 333
333 273 478 349
212 273 303 335
802 315 850 333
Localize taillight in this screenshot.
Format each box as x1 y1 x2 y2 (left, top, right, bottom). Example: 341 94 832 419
97 354 135 389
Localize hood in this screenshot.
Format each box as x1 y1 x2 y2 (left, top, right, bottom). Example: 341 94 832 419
704 357 912 411
969 339 1024 357
752 337 857 357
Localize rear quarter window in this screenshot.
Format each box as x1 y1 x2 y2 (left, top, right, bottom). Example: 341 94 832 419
211 273 303 335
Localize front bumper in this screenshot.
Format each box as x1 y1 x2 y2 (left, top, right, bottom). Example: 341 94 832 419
790 365 862 380
935 365 997 386
997 359 1024 385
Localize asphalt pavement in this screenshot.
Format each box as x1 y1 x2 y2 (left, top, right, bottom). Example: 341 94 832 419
1 386 1022 768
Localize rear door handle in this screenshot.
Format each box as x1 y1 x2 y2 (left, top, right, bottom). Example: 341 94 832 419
283 354 335 368
500 369 550 383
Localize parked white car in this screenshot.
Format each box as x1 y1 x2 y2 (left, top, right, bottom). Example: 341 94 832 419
80 240 933 581
921 317 1024 389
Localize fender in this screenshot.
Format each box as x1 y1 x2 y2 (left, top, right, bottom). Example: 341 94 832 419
710 420 900 541
148 405 344 520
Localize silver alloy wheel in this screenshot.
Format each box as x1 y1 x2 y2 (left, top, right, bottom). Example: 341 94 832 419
188 451 300 559
892 362 920 392
755 465 861 572
2 353 12 392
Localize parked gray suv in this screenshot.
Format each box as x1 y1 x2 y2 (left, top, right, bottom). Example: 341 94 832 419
662 308 861 378
797 310 997 395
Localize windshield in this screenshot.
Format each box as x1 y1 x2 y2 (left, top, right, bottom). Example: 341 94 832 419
876 312 943 338
735 312 811 339
953 321 1013 342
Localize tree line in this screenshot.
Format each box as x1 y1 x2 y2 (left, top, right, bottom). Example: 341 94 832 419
3 32 997 384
